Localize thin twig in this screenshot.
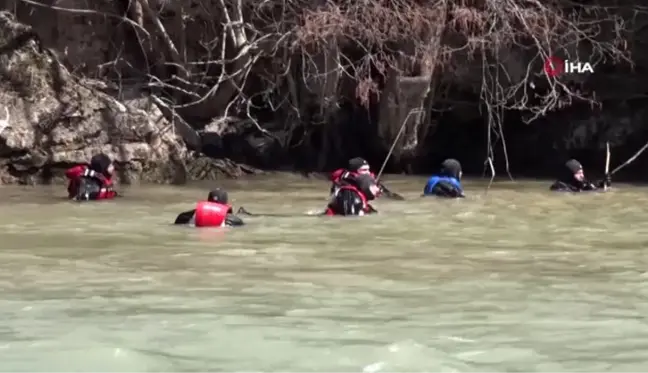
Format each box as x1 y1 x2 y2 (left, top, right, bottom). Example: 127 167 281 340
18 0 149 37
150 95 201 149
136 0 187 77
485 156 495 193
604 141 610 191
375 109 422 181
611 140 648 175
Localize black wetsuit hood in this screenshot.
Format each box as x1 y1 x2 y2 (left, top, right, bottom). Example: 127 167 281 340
348 157 369 172
559 159 583 186
89 153 112 176
550 158 606 192
439 159 462 179
208 189 228 204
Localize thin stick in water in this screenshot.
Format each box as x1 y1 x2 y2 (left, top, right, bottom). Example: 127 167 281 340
485 156 495 193
610 140 648 175
604 142 610 191
375 109 422 182
605 142 611 174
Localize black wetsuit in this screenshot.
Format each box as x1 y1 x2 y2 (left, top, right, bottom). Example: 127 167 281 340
550 159 610 192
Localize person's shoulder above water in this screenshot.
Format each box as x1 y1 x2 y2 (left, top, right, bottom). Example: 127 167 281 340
329 157 405 200
550 159 611 192
422 158 465 198
174 188 244 228
325 173 380 216
330 158 372 185
65 153 118 201
329 157 366 194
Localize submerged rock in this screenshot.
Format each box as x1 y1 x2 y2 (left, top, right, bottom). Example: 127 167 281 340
185 154 263 180
0 11 188 185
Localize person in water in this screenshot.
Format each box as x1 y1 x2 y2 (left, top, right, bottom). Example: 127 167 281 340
422 158 465 198
65 153 118 201
174 189 244 227
330 157 399 198
325 173 380 216
550 159 611 192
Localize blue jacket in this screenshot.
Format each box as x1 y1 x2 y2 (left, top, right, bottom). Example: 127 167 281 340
423 175 463 196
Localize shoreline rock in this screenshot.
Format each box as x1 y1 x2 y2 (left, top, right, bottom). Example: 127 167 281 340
0 12 266 186
0 11 184 185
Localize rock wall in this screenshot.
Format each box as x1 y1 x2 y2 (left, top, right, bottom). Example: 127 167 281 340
0 11 188 185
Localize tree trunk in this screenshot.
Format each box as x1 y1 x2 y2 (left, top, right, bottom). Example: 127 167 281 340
376 0 449 164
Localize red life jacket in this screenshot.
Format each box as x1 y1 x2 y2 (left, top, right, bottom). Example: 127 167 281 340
331 168 346 183
95 174 116 200
194 201 231 227
325 185 373 216
330 169 382 201
331 169 377 186
65 165 117 200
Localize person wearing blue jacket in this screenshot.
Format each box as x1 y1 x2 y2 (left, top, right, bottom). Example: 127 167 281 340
422 158 465 198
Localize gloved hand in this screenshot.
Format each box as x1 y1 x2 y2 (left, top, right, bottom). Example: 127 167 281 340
599 173 612 188
370 184 382 198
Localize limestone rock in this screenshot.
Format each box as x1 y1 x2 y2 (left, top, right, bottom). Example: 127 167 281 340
185 154 263 180
0 12 187 185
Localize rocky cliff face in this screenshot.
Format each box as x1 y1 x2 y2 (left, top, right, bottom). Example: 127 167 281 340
0 11 190 184
0 11 264 185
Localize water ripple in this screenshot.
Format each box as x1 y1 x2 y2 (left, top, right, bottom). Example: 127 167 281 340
1 179 648 371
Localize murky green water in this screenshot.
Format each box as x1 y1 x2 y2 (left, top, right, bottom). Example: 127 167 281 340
1 175 648 372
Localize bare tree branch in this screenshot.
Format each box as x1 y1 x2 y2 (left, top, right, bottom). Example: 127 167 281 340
18 0 149 37
13 0 639 169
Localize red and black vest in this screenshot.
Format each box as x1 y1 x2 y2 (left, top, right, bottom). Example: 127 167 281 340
194 201 231 227
325 185 372 216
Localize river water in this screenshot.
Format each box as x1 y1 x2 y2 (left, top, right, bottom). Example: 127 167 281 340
1 175 648 372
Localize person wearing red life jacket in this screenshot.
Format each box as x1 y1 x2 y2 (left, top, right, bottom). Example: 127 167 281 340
330 157 403 200
174 189 244 227
65 153 118 201
325 173 380 216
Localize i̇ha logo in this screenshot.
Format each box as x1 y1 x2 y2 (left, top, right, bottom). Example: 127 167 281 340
543 56 594 77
